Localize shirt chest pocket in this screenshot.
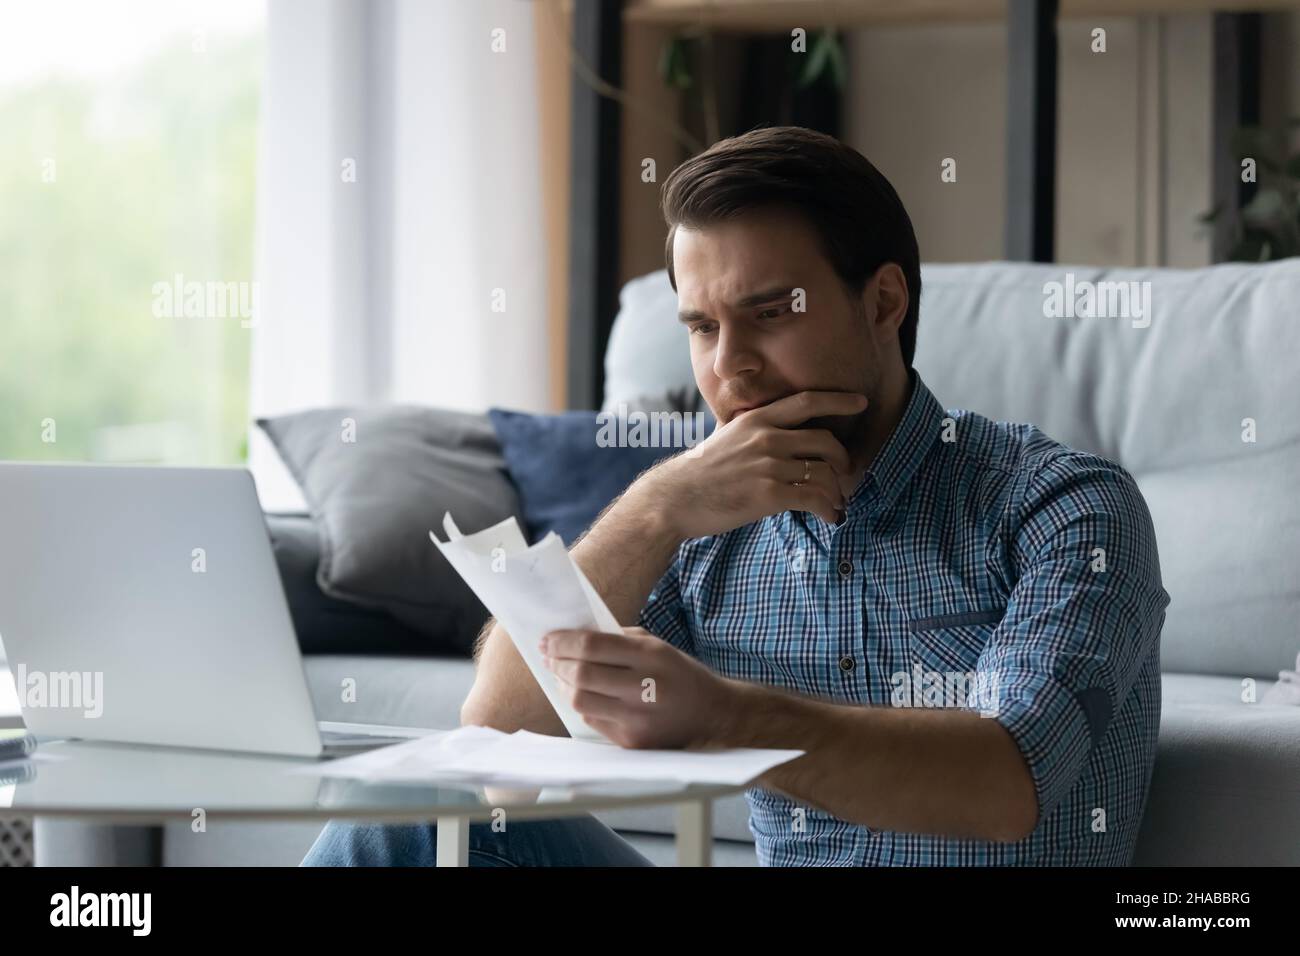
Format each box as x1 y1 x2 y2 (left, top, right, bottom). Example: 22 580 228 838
906 607 1004 673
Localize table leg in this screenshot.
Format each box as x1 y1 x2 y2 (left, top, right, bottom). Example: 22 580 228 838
436 815 470 867
675 798 712 867
33 818 162 866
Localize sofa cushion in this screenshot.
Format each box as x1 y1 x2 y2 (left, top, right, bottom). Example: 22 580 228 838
601 270 693 413
304 654 478 731
912 260 1300 678
488 407 707 545
257 406 522 655
265 514 432 656
1134 672 1300 865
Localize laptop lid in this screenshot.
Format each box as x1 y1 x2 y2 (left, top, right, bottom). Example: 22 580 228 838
0 462 323 757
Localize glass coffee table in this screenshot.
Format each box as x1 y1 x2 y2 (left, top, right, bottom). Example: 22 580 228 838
0 736 748 867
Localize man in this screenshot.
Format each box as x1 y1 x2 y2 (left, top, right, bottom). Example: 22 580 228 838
303 126 1168 867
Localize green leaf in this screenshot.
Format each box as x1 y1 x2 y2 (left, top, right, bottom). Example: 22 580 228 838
798 32 832 89
659 37 693 90
1229 128 1283 170
1196 202 1223 224
1240 187 1286 225
824 32 847 90
658 37 674 83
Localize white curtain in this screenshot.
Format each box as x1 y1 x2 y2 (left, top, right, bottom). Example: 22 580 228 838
248 0 550 510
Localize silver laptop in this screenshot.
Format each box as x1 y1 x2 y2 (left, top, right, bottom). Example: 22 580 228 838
0 462 425 757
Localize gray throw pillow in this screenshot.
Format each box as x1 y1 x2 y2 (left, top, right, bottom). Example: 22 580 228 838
264 513 433 657
256 406 522 655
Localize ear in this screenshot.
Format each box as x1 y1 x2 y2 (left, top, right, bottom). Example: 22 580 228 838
864 263 909 340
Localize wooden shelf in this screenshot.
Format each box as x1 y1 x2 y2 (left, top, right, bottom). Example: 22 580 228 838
625 0 1300 30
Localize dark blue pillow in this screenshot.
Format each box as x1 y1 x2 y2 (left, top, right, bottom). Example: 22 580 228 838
487 408 713 545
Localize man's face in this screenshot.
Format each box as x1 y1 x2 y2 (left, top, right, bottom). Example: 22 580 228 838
673 207 892 446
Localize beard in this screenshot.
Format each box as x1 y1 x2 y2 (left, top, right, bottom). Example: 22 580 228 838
797 407 872 458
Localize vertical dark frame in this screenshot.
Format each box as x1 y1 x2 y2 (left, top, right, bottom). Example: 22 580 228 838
1210 12 1261 263
1004 0 1059 262
735 35 843 139
567 0 624 410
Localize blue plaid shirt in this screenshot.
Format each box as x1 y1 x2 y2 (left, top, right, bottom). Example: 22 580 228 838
639 371 1169 866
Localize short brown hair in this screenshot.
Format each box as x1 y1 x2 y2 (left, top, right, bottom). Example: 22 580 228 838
660 126 922 367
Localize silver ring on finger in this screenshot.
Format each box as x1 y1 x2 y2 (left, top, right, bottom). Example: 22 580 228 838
792 458 813 487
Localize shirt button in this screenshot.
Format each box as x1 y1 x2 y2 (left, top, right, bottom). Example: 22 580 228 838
837 559 853 578
838 656 856 673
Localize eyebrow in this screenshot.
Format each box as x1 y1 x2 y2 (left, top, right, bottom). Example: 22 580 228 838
677 285 799 324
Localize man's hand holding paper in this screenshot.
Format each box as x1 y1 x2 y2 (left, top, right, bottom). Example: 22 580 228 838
539 625 743 750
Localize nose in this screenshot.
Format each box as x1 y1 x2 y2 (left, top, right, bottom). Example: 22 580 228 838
713 323 762 382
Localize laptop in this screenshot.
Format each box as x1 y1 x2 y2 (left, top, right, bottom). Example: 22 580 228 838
0 462 429 757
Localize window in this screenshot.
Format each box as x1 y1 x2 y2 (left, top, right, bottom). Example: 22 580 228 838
0 0 265 465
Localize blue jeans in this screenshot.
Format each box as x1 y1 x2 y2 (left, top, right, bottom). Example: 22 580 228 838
300 814 655 867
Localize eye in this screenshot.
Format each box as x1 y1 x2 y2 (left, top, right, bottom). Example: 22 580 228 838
758 304 791 320
689 323 716 336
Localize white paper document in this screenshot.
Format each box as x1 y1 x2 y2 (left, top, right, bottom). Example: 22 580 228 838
297 725 804 788
429 513 626 743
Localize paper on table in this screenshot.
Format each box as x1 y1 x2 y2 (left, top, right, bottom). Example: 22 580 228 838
296 725 804 788
430 514 621 744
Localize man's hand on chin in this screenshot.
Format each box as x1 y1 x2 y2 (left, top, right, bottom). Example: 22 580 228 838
634 388 867 537
539 626 743 750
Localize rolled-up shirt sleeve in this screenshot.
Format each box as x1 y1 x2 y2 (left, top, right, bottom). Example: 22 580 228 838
636 549 697 657
978 453 1169 829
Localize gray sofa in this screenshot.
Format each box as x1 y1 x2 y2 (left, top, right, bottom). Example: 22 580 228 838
38 259 1300 866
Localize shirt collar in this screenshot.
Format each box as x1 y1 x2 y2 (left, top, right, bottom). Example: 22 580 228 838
843 368 945 519
778 369 945 545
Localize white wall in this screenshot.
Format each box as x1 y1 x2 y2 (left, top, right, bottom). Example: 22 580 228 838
249 0 551 510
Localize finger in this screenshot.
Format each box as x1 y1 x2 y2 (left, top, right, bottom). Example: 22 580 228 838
775 480 844 525
546 656 639 700
759 391 868 429
767 428 852 475
566 686 625 721
580 715 628 745
541 629 644 665
770 458 846 512
775 458 840 502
